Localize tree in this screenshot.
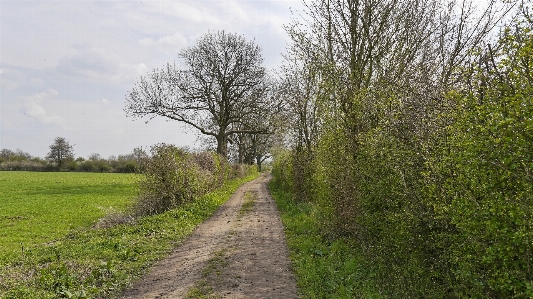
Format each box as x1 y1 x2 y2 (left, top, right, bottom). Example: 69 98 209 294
125 31 271 159
46 137 74 170
279 41 321 154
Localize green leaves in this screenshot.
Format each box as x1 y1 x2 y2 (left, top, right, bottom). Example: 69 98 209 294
433 16 533 297
135 144 254 216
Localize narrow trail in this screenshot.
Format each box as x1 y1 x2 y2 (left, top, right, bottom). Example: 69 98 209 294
121 173 299 299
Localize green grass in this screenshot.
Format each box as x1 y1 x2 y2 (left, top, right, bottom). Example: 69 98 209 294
0 172 139 262
0 172 259 299
269 183 381 299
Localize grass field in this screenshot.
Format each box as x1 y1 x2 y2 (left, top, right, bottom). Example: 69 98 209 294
0 172 139 261
0 172 258 299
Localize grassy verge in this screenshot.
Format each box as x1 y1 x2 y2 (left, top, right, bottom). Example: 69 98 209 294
269 183 381 299
0 172 259 299
0 172 138 261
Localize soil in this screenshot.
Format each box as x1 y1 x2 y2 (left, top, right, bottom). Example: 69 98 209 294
121 173 299 299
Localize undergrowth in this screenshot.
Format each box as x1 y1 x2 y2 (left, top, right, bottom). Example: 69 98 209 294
0 172 258 299
269 182 381 299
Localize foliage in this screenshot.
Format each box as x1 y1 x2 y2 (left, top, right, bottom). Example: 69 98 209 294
0 173 259 299
425 17 533 297
134 144 255 216
0 148 140 173
272 0 529 297
46 137 75 170
0 149 33 163
0 160 53 172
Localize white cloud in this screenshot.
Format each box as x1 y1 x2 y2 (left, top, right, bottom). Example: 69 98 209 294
57 46 148 84
139 32 189 54
0 68 22 91
24 89 64 125
139 37 154 46
159 32 188 50
143 1 219 24
101 98 110 105
30 78 46 87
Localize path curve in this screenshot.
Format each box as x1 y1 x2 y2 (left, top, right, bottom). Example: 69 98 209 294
121 173 298 299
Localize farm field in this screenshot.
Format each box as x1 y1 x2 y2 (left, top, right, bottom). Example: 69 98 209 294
0 171 259 298
0 171 139 261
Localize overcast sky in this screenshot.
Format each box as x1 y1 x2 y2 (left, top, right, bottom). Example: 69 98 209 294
0 0 303 159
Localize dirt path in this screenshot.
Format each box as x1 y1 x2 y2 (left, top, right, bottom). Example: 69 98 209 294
121 173 299 299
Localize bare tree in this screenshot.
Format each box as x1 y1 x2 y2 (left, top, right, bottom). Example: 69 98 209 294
279 40 322 154
285 0 512 127
125 31 271 159
46 137 74 170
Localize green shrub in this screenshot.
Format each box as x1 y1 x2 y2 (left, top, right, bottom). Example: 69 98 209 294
77 160 97 172
134 144 255 217
271 149 294 193
135 144 206 216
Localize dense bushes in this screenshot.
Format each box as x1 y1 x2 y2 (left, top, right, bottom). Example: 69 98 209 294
134 144 255 216
272 7 533 298
425 24 533 297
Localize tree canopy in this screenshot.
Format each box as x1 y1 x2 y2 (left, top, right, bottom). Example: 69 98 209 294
46 137 74 170
125 31 272 158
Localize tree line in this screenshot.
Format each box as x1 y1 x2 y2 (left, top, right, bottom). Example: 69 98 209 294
0 137 140 173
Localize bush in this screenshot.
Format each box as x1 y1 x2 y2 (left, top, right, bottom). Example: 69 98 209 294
134 144 254 217
135 144 203 216
272 18 533 298
114 162 137 173
78 160 97 172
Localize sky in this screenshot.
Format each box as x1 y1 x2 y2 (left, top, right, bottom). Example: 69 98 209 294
0 0 304 159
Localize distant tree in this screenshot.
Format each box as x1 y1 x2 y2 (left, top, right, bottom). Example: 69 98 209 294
125 31 271 159
88 153 103 161
0 149 15 163
46 137 74 170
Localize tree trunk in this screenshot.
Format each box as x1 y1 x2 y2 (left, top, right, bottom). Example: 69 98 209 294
238 141 244 164
256 155 262 172
216 132 228 159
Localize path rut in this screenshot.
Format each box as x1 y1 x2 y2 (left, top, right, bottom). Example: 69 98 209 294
121 173 298 299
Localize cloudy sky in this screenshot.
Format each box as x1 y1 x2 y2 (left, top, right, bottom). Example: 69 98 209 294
0 0 303 159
